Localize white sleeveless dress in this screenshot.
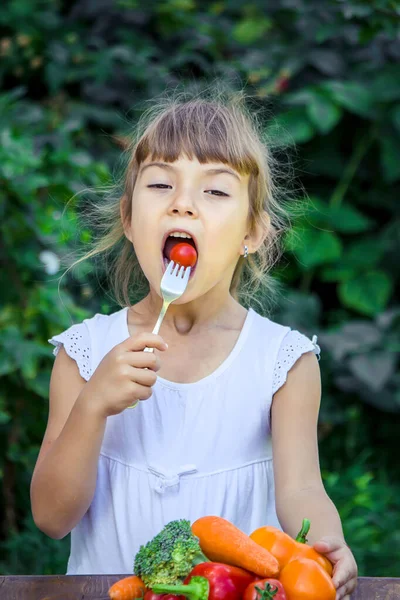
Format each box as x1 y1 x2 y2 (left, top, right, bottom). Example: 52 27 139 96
49 306 320 574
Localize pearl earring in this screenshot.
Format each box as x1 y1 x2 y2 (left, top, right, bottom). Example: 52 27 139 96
243 245 249 259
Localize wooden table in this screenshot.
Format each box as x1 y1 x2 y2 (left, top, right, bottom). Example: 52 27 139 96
0 576 399 600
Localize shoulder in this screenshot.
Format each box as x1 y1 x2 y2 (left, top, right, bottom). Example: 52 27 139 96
85 307 128 338
251 309 320 358
250 309 321 395
49 306 127 342
249 309 292 356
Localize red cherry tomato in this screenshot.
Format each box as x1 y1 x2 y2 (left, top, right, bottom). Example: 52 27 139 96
243 579 287 600
170 242 197 268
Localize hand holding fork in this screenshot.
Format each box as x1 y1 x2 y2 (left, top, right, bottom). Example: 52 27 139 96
128 260 191 408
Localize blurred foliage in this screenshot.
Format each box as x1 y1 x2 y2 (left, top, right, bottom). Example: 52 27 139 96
1 0 400 576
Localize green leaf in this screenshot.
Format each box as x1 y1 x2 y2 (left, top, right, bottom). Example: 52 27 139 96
370 65 400 102
25 372 51 398
392 105 400 133
284 89 316 106
21 353 39 380
69 152 92 167
344 238 388 268
320 266 355 283
45 62 67 95
285 227 343 269
320 81 375 117
342 4 372 17
0 410 11 425
306 198 374 233
266 108 315 146
307 94 342 134
339 272 393 316
348 352 397 392
315 24 339 43
0 354 17 376
321 237 389 282
157 0 195 12
233 17 272 44
380 133 400 182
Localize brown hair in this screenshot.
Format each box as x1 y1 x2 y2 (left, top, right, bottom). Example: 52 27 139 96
67 88 292 315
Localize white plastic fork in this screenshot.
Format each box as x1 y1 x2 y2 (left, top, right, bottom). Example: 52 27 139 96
128 260 191 408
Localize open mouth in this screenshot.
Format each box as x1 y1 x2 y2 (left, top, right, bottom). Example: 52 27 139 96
161 235 198 278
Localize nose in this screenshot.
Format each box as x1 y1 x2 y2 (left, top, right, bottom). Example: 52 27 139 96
168 188 198 218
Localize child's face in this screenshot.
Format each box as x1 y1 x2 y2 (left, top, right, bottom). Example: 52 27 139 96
126 155 257 303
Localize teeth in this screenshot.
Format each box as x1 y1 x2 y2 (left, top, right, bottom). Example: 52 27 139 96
169 231 192 239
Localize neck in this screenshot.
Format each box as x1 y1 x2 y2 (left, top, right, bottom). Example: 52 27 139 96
139 285 244 336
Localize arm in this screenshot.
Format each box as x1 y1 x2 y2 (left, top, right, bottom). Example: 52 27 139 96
31 331 167 540
271 351 345 545
30 347 107 539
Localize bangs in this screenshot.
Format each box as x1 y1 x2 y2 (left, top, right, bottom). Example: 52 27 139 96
134 101 259 177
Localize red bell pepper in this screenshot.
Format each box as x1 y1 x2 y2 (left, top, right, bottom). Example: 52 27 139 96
150 562 256 600
145 591 184 600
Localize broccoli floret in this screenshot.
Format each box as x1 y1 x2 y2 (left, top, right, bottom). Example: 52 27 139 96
134 519 208 587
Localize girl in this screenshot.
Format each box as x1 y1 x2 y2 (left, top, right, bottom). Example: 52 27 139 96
30 94 357 599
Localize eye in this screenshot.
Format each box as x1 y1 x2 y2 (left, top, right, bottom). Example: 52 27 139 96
206 189 229 197
147 183 172 189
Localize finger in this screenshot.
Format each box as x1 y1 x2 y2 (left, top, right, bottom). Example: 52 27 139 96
313 541 330 552
314 537 344 552
124 351 161 371
129 366 157 387
336 586 348 600
332 566 352 589
337 585 353 600
342 577 358 597
130 382 153 402
121 333 168 353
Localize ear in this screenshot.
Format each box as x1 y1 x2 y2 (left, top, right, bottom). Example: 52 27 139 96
120 194 133 242
245 212 271 254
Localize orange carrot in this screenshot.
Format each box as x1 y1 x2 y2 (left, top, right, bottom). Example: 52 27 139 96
108 575 146 600
192 516 279 578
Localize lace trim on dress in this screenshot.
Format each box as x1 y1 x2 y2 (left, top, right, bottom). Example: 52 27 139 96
48 323 91 381
272 330 321 395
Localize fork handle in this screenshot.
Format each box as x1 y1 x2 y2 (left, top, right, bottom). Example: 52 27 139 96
143 299 171 353
128 299 172 408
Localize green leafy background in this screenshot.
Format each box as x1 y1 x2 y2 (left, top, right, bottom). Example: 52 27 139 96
1 0 399 576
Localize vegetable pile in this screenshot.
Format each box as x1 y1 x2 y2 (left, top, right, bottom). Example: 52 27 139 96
108 516 336 600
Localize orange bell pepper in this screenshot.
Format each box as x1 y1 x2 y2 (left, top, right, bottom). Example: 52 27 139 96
279 557 336 600
250 525 295 570
250 518 333 576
